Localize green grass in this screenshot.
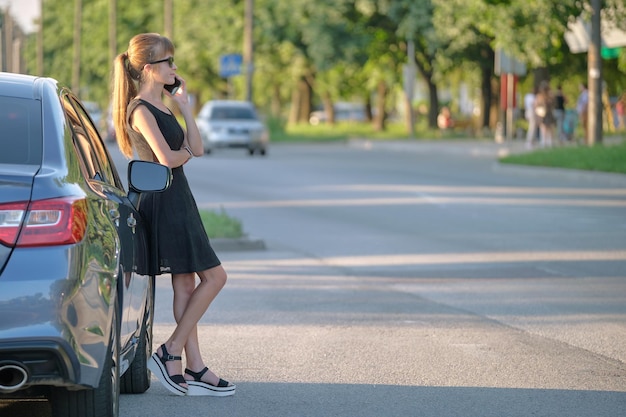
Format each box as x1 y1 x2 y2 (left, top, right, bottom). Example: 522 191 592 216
499 140 626 174
266 116 477 143
199 208 244 238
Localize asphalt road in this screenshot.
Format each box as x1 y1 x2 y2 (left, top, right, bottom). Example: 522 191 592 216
4 139 625 416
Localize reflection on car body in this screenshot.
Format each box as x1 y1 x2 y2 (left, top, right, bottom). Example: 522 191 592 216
196 99 269 156
0 72 171 417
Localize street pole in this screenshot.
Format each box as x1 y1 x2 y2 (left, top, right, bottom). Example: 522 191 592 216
588 0 602 145
164 0 173 40
109 0 116 71
404 39 416 138
72 0 82 93
37 0 43 75
243 0 253 102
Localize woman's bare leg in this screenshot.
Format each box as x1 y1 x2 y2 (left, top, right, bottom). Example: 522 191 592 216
160 265 227 385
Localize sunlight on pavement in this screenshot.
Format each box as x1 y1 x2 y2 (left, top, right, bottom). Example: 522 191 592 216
225 250 626 269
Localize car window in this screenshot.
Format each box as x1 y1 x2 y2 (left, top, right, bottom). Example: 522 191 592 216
0 96 43 165
210 106 255 120
199 106 210 119
62 94 118 186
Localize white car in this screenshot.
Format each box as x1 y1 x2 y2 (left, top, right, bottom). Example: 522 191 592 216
196 100 269 155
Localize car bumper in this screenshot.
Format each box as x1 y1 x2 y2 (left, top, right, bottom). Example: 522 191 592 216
204 133 268 149
0 246 115 393
0 336 80 394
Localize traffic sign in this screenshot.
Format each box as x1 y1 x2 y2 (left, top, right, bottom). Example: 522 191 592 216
219 54 242 78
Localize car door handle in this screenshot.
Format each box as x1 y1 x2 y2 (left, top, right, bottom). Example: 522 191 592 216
127 213 136 233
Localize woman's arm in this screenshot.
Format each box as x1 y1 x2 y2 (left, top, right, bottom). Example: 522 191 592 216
166 76 204 156
131 105 191 167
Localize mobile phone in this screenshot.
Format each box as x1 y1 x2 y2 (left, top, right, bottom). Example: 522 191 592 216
164 78 181 94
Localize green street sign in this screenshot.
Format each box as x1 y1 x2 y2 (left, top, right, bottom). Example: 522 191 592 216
601 47 621 59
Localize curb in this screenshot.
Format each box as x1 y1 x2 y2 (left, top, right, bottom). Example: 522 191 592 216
493 162 626 186
211 236 266 252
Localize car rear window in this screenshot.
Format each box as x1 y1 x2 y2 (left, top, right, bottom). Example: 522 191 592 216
210 106 255 120
0 97 42 165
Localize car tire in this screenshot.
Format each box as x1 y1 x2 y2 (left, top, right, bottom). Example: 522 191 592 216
260 148 267 156
49 296 121 417
120 276 154 394
248 148 255 156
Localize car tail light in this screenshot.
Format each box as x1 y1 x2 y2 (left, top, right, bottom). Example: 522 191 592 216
0 202 29 246
0 197 88 247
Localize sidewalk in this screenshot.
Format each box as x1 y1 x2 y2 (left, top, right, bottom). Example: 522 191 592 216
347 137 626 186
348 137 528 158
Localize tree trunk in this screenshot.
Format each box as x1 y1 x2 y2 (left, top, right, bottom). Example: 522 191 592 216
364 95 373 122
271 83 281 117
404 94 415 137
426 79 438 129
533 67 550 91
480 65 492 129
298 77 312 123
288 84 301 125
72 0 82 94
373 80 387 131
321 91 335 125
490 76 499 130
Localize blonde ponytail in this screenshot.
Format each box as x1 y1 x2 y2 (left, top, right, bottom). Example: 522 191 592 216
111 33 175 159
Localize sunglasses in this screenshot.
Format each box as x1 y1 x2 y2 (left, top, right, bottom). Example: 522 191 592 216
149 56 175 68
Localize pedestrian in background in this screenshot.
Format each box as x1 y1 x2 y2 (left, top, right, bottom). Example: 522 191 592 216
534 81 555 148
524 86 538 149
112 33 235 397
576 83 589 142
554 85 566 142
437 106 454 130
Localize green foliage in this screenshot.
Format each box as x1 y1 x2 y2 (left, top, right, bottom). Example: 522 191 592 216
19 0 626 135
269 119 473 142
500 141 626 174
199 208 243 239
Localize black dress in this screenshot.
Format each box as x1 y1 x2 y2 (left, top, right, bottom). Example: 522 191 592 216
127 98 220 275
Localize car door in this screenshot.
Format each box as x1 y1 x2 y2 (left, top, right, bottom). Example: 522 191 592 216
62 94 148 350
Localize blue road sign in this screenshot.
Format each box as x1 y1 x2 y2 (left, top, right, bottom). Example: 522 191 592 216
219 54 242 78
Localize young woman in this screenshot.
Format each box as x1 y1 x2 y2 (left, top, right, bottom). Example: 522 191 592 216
534 81 555 148
112 33 235 397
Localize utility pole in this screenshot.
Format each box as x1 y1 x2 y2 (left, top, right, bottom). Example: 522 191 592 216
72 0 82 93
164 0 173 41
404 39 416 138
37 0 43 75
3 8 13 72
109 0 116 68
243 0 253 102
588 0 602 145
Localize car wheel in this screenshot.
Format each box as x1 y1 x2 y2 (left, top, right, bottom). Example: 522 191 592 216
120 276 154 394
260 148 267 156
49 296 121 417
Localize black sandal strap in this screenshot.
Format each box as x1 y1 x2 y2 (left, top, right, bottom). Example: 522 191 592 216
185 367 231 387
217 378 230 387
159 344 182 364
170 374 187 385
184 367 208 381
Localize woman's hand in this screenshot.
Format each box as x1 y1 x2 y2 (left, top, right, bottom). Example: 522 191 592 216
164 76 190 107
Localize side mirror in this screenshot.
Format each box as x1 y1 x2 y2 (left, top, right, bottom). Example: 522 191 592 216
127 160 172 192
127 161 171 209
